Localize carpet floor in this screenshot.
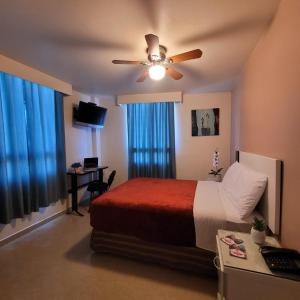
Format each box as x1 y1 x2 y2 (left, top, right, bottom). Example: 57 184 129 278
0 211 217 300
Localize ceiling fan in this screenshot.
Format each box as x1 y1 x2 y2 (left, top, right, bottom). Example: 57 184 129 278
112 34 202 82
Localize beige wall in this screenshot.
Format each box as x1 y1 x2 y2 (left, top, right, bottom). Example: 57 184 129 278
117 92 182 104
176 93 232 180
230 83 241 163
97 92 232 184
234 0 300 250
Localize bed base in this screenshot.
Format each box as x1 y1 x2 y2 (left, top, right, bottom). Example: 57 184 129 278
90 229 216 277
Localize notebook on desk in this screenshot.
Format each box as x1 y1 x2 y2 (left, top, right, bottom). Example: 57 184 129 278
83 157 98 171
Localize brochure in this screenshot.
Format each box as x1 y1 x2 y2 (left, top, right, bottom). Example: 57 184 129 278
220 234 244 246
229 244 247 259
220 234 247 259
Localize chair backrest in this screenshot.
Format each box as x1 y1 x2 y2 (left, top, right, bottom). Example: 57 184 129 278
107 170 116 189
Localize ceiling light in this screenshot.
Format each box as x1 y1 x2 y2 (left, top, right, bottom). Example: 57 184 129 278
149 65 166 80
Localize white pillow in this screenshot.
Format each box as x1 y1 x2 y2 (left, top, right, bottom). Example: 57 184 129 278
222 162 267 219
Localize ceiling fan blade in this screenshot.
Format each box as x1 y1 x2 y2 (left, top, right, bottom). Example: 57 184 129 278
136 69 149 82
168 49 202 63
166 67 183 80
145 34 160 57
112 60 143 65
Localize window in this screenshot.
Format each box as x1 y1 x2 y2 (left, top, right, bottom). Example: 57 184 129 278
0 72 67 224
127 102 176 178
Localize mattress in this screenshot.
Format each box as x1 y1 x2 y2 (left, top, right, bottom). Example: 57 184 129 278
90 177 197 246
90 229 216 276
194 181 258 251
90 178 257 251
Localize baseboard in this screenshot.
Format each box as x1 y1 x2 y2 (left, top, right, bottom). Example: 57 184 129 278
0 210 66 247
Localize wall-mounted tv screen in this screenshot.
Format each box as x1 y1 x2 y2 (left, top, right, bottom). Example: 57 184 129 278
73 101 107 128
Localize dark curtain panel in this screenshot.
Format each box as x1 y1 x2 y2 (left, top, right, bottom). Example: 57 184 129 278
127 102 176 179
0 72 67 224
54 91 67 199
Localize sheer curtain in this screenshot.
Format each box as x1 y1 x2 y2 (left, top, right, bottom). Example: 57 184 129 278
0 72 67 224
127 102 176 178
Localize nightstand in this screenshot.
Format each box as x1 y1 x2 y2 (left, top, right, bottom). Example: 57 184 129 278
215 229 300 300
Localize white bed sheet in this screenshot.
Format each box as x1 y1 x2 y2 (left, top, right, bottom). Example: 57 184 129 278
193 181 258 251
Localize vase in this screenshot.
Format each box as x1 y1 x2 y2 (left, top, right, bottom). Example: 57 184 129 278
251 227 266 244
207 174 222 182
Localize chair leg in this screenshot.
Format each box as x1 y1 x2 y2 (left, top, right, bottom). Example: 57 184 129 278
89 192 94 212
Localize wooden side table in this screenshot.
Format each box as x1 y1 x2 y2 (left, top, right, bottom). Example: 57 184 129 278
215 229 300 300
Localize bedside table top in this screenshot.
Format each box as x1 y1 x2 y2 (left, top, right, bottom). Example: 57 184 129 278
217 229 280 275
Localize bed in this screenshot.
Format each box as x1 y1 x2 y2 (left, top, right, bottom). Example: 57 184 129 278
90 151 282 275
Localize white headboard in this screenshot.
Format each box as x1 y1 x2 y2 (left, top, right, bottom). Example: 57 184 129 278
238 151 282 236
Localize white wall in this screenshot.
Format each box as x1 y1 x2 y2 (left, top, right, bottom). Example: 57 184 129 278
0 56 94 244
175 92 232 180
0 59 72 243
64 93 128 189
97 96 128 187
64 92 94 167
0 201 66 243
63 91 100 202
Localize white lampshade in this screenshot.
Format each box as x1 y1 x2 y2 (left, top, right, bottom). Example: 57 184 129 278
149 65 166 80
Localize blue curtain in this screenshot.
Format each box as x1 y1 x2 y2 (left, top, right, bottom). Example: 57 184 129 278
0 72 67 224
127 102 176 178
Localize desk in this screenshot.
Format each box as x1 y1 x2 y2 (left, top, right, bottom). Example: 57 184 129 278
67 166 108 216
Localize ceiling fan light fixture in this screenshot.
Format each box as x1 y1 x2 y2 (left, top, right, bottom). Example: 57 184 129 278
112 34 202 82
149 64 166 80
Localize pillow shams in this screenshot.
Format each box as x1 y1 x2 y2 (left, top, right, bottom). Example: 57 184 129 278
222 162 267 219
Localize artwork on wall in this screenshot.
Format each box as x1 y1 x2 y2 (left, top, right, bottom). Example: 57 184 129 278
191 108 220 136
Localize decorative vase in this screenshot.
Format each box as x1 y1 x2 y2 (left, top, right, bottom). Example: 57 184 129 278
251 227 266 244
215 174 222 182
207 174 222 182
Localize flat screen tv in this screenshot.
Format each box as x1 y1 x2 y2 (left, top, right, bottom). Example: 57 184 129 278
73 101 107 128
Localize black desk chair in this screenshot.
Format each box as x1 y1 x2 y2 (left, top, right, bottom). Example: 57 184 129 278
87 170 116 205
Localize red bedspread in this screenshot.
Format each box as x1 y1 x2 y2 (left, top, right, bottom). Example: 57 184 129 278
90 178 197 246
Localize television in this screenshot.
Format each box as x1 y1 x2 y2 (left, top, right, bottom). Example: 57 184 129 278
73 101 107 128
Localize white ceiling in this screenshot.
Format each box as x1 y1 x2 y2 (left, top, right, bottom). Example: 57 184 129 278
0 0 279 96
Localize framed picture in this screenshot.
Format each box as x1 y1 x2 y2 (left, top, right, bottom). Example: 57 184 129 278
191 108 220 136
